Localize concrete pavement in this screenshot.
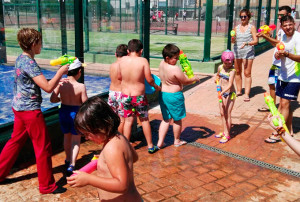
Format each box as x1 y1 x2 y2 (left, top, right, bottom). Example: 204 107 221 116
0 49 300 201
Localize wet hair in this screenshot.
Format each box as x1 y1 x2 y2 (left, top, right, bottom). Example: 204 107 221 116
280 15 294 25
116 44 128 57
128 39 143 53
74 96 120 140
239 9 251 19
162 44 180 61
279 6 292 14
17 28 42 52
67 66 83 76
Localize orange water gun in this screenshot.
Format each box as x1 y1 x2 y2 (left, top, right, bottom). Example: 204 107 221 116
276 42 285 51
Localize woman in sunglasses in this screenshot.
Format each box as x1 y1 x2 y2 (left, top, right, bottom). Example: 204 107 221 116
232 9 258 102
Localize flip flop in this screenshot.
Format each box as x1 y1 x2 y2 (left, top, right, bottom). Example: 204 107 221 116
244 97 250 102
236 93 242 97
264 137 281 143
258 107 269 112
174 140 187 147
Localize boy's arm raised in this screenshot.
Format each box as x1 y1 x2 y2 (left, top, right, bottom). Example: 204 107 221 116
175 65 199 85
33 64 69 93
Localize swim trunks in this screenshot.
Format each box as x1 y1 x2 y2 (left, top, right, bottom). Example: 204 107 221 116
108 90 123 116
222 92 236 100
59 104 80 135
159 91 186 121
276 80 300 101
120 94 149 118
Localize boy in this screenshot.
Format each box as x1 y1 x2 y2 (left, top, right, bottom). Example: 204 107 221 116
157 44 199 148
50 58 88 176
108 44 128 134
119 39 161 154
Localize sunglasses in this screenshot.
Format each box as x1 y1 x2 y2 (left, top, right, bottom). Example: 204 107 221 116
240 16 248 19
278 14 285 17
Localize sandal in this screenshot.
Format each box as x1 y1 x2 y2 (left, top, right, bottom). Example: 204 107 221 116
265 137 281 143
215 132 224 138
244 97 250 102
219 135 230 143
66 165 75 177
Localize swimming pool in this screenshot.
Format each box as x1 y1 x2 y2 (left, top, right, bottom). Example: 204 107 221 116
0 65 111 125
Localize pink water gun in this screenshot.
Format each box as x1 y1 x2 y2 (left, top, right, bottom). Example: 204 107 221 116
71 156 98 176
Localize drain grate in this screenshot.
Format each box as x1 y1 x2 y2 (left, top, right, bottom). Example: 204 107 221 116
189 142 300 178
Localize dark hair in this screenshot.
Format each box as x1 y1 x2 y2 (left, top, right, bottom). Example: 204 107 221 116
75 96 120 140
279 6 292 14
128 39 143 53
116 44 128 57
240 9 251 19
280 15 295 24
67 66 83 76
17 28 42 51
162 44 180 60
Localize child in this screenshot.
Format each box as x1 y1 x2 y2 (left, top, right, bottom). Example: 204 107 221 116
215 50 236 143
66 96 142 201
268 114 300 156
157 44 199 148
0 28 68 194
108 44 128 134
50 58 88 176
119 39 161 154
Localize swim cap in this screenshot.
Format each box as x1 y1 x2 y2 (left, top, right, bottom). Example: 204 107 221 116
221 50 234 62
69 58 86 71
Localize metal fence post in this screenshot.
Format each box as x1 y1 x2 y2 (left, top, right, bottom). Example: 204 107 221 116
165 0 168 35
60 0 67 55
203 0 213 62
84 0 89 52
143 0 150 61
266 0 271 25
36 0 42 33
257 0 262 30
0 0 7 63
226 0 234 50
74 0 84 83
273 0 279 37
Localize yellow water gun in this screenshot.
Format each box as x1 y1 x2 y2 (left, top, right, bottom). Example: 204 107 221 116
50 54 77 66
179 50 194 79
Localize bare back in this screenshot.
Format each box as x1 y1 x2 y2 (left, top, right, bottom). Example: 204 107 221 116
109 61 122 92
119 55 152 96
56 79 87 106
159 60 186 93
97 135 141 201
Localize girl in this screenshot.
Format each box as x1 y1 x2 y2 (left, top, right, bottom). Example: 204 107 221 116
0 28 69 194
232 9 258 102
67 96 142 201
215 50 236 143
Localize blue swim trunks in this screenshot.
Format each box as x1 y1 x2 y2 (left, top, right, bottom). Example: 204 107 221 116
59 104 80 135
159 91 186 121
276 80 300 101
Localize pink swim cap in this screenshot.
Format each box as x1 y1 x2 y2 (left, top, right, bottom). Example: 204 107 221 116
221 50 234 62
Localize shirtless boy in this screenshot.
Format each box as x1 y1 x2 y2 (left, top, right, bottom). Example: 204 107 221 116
157 44 199 148
50 59 88 176
119 39 161 154
108 44 128 133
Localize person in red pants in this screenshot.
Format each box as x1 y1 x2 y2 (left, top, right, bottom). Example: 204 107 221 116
0 28 69 194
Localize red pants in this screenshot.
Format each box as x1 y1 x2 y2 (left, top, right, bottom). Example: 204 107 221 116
0 108 57 194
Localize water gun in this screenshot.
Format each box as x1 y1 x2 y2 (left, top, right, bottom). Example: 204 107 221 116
50 54 77 66
230 30 236 40
216 79 222 103
71 155 98 176
276 42 285 51
179 50 194 79
264 93 289 140
258 24 276 34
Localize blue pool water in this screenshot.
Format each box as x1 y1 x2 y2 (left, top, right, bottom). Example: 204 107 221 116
0 65 111 125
